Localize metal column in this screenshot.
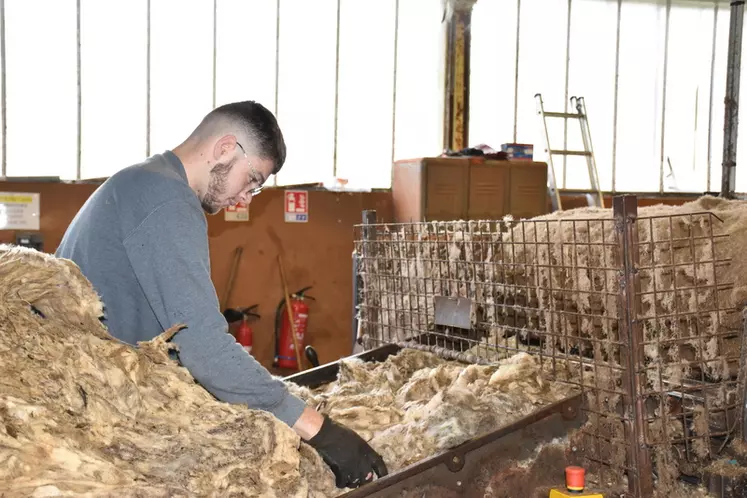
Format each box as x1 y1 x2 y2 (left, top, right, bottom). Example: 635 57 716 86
614 195 654 497
442 0 478 152
721 1 744 198
353 210 377 354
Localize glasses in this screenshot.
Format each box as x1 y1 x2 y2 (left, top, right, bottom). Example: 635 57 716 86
236 141 264 196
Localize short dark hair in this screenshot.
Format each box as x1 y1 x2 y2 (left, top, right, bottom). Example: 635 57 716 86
199 101 286 175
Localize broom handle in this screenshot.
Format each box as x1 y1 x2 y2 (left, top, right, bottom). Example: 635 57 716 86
277 255 305 371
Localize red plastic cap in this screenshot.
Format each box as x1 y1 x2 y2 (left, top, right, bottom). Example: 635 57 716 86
565 466 586 490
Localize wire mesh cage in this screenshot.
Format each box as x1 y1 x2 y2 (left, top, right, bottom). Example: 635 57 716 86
352 195 744 497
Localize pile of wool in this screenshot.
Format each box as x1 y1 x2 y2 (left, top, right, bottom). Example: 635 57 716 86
360 196 746 361
285 348 579 472
356 196 747 490
0 245 338 497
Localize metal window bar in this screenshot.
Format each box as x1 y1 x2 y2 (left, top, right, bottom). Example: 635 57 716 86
1 0 6 178
353 194 741 498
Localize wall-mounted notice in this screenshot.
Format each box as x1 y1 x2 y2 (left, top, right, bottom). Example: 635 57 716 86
284 190 308 223
225 202 250 222
0 192 40 230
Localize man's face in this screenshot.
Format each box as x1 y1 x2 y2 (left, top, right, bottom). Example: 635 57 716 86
200 141 274 215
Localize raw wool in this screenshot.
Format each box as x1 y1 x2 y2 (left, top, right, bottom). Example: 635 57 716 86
501 197 742 356
499 197 746 472
359 196 744 365
356 196 747 490
0 245 338 498
286 348 579 473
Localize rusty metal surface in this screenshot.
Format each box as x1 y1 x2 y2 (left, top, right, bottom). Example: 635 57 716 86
633 208 739 483
614 195 654 496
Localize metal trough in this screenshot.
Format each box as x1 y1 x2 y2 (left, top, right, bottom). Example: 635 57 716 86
284 344 585 497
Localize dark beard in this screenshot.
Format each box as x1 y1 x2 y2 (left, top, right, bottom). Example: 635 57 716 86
201 161 234 215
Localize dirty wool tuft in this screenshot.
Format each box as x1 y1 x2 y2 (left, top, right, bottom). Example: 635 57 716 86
0 245 338 497
286 348 578 472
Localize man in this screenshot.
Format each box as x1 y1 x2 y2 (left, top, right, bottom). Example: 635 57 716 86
56 101 387 489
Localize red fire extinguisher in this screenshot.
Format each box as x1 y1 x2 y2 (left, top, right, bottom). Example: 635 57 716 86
274 287 314 370
223 304 260 354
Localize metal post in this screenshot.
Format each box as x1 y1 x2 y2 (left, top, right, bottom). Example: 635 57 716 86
76 0 82 180
212 0 217 109
614 195 654 497
145 0 151 157
0 0 5 178
741 308 747 443
332 0 341 178
721 1 744 199
351 248 360 352
442 0 477 152
357 210 377 351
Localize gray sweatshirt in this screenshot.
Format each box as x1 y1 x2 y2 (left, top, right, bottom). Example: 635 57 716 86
55 151 306 426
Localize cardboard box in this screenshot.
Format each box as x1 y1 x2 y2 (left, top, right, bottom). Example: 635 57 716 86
501 143 534 161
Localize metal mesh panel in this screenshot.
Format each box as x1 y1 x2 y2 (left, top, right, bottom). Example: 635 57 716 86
353 195 743 497
634 211 739 487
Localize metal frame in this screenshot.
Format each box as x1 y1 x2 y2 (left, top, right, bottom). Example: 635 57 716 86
76 0 82 182
284 343 585 498
1 0 6 178
615 195 654 496
351 195 742 497
721 0 744 198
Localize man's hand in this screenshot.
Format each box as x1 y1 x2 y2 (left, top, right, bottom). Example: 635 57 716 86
305 413 388 489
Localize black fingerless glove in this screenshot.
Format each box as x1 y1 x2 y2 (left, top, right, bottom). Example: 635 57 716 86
307 415 388 489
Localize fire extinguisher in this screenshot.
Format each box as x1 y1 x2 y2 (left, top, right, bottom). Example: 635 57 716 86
223 304 260 354
274 286 314 369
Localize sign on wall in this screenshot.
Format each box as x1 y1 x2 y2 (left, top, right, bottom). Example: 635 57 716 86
225 202 249 222
0 192 40 230
284 190 308 223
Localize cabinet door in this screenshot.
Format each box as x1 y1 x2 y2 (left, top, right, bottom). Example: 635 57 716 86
425 159 469 221
468 162 510 220
509 162 549 219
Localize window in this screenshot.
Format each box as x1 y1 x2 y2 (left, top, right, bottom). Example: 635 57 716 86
215 0 277 112
470 0 739 194
150 0 214 155
515 0 569 171
1 0 444 187
566 0 618 191
335 0 397 190
614 0 667 193
662 3 718 193
274 0 338 186
5 0 77 178
80 0 147 179
392 0 444 164
15 0 741 193
469 0 519 151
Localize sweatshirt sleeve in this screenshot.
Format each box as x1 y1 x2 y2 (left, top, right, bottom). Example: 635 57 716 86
122 199 307 427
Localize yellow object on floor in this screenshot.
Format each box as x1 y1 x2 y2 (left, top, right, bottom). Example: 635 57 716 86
549 490 604 498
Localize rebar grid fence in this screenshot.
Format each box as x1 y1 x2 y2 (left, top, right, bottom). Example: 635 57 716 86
353 195 743 498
